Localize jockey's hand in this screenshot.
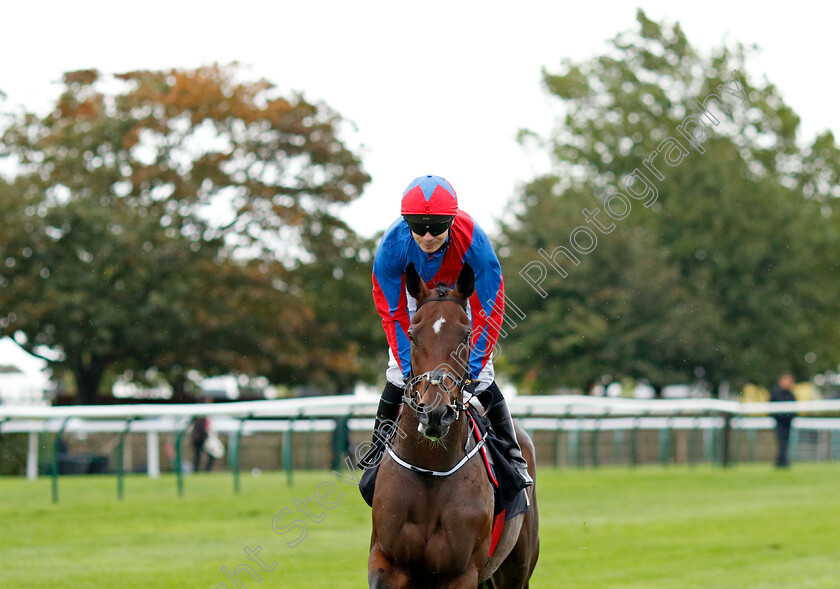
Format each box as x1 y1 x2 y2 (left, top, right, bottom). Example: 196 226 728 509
463 379 478 398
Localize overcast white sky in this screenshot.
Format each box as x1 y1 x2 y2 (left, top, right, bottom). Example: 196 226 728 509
1 1 837 374
2 1 838 238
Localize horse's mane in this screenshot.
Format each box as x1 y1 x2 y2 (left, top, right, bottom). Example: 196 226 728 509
433 283 450 298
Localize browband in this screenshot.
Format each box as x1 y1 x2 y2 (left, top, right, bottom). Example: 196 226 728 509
416 296 467 311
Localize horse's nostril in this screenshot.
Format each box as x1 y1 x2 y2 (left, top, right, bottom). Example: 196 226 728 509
440 406 456 427
416 403 430 425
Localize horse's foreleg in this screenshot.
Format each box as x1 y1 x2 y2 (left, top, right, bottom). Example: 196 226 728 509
368 547 411 589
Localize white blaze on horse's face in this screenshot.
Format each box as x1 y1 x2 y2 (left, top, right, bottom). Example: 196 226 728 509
432 317 446 334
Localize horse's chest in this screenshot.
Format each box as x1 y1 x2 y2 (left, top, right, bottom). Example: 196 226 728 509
375 472 492 573
390 506 476 572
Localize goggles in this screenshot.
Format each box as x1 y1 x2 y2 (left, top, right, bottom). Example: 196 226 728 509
403 215 454 237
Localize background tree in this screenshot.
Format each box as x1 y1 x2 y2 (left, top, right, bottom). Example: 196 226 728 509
290 216 385 394
501 177 719 394
501 10 840 394
0 64 374 403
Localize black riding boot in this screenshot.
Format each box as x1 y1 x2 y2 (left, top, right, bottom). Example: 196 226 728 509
482 383 534 487
357 382 403 469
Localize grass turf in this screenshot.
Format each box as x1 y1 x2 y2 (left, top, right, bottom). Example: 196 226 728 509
1 463 838 588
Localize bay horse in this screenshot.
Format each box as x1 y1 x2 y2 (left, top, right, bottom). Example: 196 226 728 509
368 262 539 588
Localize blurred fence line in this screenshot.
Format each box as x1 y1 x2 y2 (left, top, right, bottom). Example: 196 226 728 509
2 395 839 501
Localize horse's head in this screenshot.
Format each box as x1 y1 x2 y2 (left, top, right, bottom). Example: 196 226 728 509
404 262 474 441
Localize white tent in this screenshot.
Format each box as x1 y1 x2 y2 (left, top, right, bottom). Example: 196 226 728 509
0 338 49 406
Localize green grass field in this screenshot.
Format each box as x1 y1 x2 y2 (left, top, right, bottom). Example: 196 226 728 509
1 463 838 588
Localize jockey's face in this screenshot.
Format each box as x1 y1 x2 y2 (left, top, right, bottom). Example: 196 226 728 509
411 229 449 253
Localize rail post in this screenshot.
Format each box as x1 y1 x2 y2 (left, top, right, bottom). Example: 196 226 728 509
746 427 757 462
231 416 250 495
174 421 189 497
116 418 135 500
629 414 644 467
613 429 624 466
703 414 716 464
147 431 160 478
569 417 582 468
331 415 350 471
831 430 840 462
591 417 601 468
721 412 733 468
52 417 71 504
27 431 39 481
659 416 673 467
688 416 701 466
555 408 569 468
305 415 317 470
283 411 302 487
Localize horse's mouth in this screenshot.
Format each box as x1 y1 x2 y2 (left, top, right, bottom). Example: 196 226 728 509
418 423 449 441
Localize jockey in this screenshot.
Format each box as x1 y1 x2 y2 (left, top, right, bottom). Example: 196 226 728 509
360 174 533 486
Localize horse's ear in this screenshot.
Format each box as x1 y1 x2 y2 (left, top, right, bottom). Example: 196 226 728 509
405 262 430 303
454 263 475 301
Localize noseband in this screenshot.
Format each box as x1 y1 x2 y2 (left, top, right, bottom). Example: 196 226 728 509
403 369 472 418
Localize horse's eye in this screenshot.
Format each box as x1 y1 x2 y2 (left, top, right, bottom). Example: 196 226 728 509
464 329 472 343
407 330 415 343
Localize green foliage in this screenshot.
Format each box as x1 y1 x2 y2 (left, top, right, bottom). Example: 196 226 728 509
502 10 840 393
502 178 719 393
290 227 385 391
0 64 374 402
0 433 28 476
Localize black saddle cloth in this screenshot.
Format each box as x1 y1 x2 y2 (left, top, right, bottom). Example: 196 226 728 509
359 405 528 521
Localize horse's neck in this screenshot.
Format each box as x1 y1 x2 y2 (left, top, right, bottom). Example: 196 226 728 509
393 408 471 474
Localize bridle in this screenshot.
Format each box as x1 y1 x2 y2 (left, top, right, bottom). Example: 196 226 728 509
403 369 473 418
401 295 475 420
387 294 488 478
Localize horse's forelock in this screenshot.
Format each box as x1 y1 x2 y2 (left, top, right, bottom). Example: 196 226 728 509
434 283 449 298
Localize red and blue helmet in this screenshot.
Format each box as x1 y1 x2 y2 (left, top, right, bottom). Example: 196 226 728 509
400 175 458 216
